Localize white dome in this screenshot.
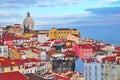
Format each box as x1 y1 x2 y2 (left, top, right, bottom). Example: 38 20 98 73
23 16 34 25
23 12 34 30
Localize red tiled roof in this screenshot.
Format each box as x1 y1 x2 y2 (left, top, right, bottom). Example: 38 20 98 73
23 58 40 63
0 57 24 67
115 47 120 51
47 49 57 54
78 44 92 49
66 40 74 42
18 47 28 51
8 45 16 49
102 56 116 62
64 50 75 55
41 43 50 46
0 71 27 80
112 51 120 55
25 64 37 69
83 58 99 63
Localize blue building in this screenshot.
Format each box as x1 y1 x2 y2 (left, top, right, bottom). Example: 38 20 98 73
75 58 101 80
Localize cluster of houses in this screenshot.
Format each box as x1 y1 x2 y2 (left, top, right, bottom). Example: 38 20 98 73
0 12 120 80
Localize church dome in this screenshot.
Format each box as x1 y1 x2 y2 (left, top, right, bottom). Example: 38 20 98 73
23 12 34 25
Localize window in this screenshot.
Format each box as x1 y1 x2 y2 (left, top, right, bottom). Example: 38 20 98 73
89 66 91 70
22 65 24 68
3 47 7 53
0 48 2 53
95 77 97 80
89 78 91 80
102 65 104 68
1 68 4 72
18 65 20 69
95 66 97 69
10 66 13 71
105 73 107 76
89 72 91 76
95 71 97 76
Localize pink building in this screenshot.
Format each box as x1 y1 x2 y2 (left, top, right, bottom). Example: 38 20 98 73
73 44 93 59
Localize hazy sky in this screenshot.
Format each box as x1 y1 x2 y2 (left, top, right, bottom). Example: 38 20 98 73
0 0 120 29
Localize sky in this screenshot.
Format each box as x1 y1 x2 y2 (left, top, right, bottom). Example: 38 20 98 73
0 0 120 30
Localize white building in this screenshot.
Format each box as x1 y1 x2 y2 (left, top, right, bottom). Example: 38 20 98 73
23 58 40 74
38 33 49 43
102 55 120 80
40 44 51 51
0 44 8 58
40 50 47 61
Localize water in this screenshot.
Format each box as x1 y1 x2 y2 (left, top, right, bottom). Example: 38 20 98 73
76 26 120 46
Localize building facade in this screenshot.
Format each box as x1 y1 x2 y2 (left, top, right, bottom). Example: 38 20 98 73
0 57 24 73
73 44 93 59
75 58 101 80
38 33 49 43
0 45 8 58
102 56 120 80
49 28 80 39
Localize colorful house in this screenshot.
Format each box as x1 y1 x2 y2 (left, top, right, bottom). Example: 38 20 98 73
23 58 40 74
73 44 93 59
75 58 101 80
0 57 24 73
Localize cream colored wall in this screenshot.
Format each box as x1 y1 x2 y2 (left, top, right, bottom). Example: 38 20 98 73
4 65 24 73
4 67 10 72
26 49 38 59
67 34 79 44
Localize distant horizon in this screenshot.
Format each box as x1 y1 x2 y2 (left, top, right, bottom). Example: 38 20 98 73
0 0 120 28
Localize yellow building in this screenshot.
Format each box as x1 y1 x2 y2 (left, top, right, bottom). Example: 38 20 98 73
49 28 80 39
0 57 24 73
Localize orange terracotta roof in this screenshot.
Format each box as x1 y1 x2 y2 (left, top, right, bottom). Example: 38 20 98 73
83 58 99 63
0 57 24 67
78 44 92 49
102 56 116 62
0 71 27 80
23 58 40 63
